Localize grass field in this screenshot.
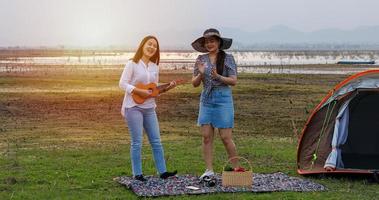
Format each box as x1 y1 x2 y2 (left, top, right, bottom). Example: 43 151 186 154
1 67 379 199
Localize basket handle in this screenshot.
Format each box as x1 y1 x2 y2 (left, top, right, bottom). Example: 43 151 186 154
223 156 252 171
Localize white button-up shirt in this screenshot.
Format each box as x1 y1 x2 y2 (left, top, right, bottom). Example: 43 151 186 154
119 59 159 117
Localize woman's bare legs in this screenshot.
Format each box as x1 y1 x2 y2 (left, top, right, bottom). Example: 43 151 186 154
201 125 215 171
219 128 238 168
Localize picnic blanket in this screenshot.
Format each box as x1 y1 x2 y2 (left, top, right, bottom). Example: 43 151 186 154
115 172 326 197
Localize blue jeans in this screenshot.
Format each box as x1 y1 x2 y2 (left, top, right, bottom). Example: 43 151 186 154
125 107 166 176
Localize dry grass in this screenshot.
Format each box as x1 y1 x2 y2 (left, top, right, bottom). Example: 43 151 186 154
1 67 379 199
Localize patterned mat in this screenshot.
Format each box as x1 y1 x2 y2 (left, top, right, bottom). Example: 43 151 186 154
115 172 326 197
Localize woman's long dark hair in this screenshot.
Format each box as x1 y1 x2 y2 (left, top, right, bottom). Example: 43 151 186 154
216 38 226 75
132 35 160 65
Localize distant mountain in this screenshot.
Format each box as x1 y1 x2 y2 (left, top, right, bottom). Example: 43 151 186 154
2 25 379 50
156 25 379 50
222 25 379 44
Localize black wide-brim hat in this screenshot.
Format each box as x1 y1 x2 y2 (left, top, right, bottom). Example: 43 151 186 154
191 28 232 53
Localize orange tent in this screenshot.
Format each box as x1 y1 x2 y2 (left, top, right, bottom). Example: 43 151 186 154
297 70 379 175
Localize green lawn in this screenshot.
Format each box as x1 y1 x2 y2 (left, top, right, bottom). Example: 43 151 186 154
1 69 378 199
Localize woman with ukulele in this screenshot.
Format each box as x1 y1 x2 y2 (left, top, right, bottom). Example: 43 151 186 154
119 35 177 181
191 28 240 179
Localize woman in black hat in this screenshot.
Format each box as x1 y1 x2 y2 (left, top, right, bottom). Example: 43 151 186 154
191 28 239 179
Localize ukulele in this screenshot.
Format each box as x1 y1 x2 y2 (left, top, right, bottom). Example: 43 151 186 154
132 79 185 104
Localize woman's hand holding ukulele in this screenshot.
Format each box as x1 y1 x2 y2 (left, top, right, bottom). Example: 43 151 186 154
164 80 177 92
132 88 152 98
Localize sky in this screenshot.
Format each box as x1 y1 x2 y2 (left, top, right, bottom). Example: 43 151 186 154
0 0 378 47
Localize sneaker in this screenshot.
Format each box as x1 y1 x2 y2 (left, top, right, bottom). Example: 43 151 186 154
200 169 214 180
160 170 178 179
134 174 147 182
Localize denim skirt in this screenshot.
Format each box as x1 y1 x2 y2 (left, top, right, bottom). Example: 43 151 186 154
198 86 234 128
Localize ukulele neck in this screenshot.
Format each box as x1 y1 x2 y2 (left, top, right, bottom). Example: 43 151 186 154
157 83 170 93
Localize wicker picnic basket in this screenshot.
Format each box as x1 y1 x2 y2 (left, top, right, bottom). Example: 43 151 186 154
222 156 253 187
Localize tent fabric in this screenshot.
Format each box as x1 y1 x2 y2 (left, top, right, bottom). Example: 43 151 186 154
323 97 352 169
297 101 341 171
321 76 379 109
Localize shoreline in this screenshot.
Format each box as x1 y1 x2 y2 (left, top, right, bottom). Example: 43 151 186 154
0 63 377 74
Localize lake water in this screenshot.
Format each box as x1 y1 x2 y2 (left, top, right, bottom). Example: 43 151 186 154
1 51 378 74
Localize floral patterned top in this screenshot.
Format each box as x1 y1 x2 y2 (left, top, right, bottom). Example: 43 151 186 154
193 53 237 100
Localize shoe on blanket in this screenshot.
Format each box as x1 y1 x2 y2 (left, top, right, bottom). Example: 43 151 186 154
160 170 178 179
134 174 147 182
200 169 214 180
